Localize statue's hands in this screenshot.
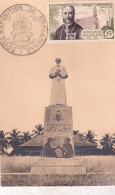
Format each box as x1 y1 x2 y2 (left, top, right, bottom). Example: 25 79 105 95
55 69 61 77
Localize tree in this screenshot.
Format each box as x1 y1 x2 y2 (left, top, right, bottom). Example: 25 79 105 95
73 130 79 135
0 130 9 151
7 129 22 149
49 5 60 39
20 131 32 144
101 18 114 39
111 133 115 154
111 133 115 144
100 133 114 155
32 124 44 135
84 130 98 146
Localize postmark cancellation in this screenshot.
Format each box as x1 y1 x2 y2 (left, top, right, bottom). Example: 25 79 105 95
0 4 47 55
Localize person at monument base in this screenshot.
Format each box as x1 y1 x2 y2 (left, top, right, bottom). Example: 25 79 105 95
49 58 68 105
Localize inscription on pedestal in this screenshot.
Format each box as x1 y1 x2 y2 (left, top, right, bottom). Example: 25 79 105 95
43 105 74 158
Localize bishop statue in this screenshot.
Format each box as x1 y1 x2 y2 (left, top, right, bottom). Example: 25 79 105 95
49 58 68 105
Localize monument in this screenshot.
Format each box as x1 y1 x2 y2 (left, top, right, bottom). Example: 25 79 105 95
31 58 86 174
43 58 74 158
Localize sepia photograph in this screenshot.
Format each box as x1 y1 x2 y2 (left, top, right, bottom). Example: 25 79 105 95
0 0 115 192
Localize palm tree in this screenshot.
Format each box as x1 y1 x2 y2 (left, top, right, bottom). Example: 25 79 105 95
73 130 79 135
83 130 98 146
20 131 32 144
100 133 114 155
111 133 115 144
32 124 44 135
111 133 115 154
7 129 22 149
49 4 60 39
0 130 9 151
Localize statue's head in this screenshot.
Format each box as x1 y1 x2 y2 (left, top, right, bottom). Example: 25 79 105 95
47 137 53 144
55 58 61 65
64 137 70 144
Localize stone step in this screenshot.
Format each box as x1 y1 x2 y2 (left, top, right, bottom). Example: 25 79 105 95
33 158 80 166
31 165 86 175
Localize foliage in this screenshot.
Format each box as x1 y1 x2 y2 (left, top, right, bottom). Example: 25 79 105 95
111 133 115 144
7 129 22 149
1 126 115 156
0 130 9 151
32 124 44 135
20 131 32 144
100 133 114 155
83 130 98 146
49 5 60 39
101 18 114 39
73 130 79 135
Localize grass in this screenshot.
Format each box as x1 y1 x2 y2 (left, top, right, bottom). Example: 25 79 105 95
1 174 115 186
1 156 115 173
1 156 115 186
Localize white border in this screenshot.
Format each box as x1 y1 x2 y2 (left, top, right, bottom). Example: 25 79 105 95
0 186 115 195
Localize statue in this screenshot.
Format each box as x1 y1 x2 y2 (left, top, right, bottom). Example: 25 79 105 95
43 137 64 158
42 138 57 157
62 137 73 158
49 58 68 105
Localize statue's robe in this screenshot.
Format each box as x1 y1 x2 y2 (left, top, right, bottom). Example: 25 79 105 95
42 143 56 157
49 65 68 105
62 142 73 158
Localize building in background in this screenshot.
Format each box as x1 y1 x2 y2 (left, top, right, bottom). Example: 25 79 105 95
10 134 96 156
76 4 99 29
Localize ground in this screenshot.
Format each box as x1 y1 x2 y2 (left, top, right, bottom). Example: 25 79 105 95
1 156 115 186
2 174 115 186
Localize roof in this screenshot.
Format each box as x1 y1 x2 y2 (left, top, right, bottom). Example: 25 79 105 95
0 150 9 156
76 16 95 26
19 134 96 147
73 134 96 147
19 135 43 147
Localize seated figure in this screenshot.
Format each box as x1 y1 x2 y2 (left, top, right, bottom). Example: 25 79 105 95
62 137 73 158
42 138 57 157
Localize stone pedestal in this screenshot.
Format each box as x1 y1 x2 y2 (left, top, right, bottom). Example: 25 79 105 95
31 158 86 175
43 105 74 157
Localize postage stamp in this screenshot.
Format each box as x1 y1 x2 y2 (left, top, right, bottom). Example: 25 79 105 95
48 2 114 40
0 4 47 55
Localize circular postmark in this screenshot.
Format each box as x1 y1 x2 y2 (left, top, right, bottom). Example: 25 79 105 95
0 4 47 55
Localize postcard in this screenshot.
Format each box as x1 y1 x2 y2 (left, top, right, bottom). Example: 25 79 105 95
0 0 115 193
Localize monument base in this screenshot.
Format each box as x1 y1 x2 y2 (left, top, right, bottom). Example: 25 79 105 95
30 158 86 175
43 105 74 158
